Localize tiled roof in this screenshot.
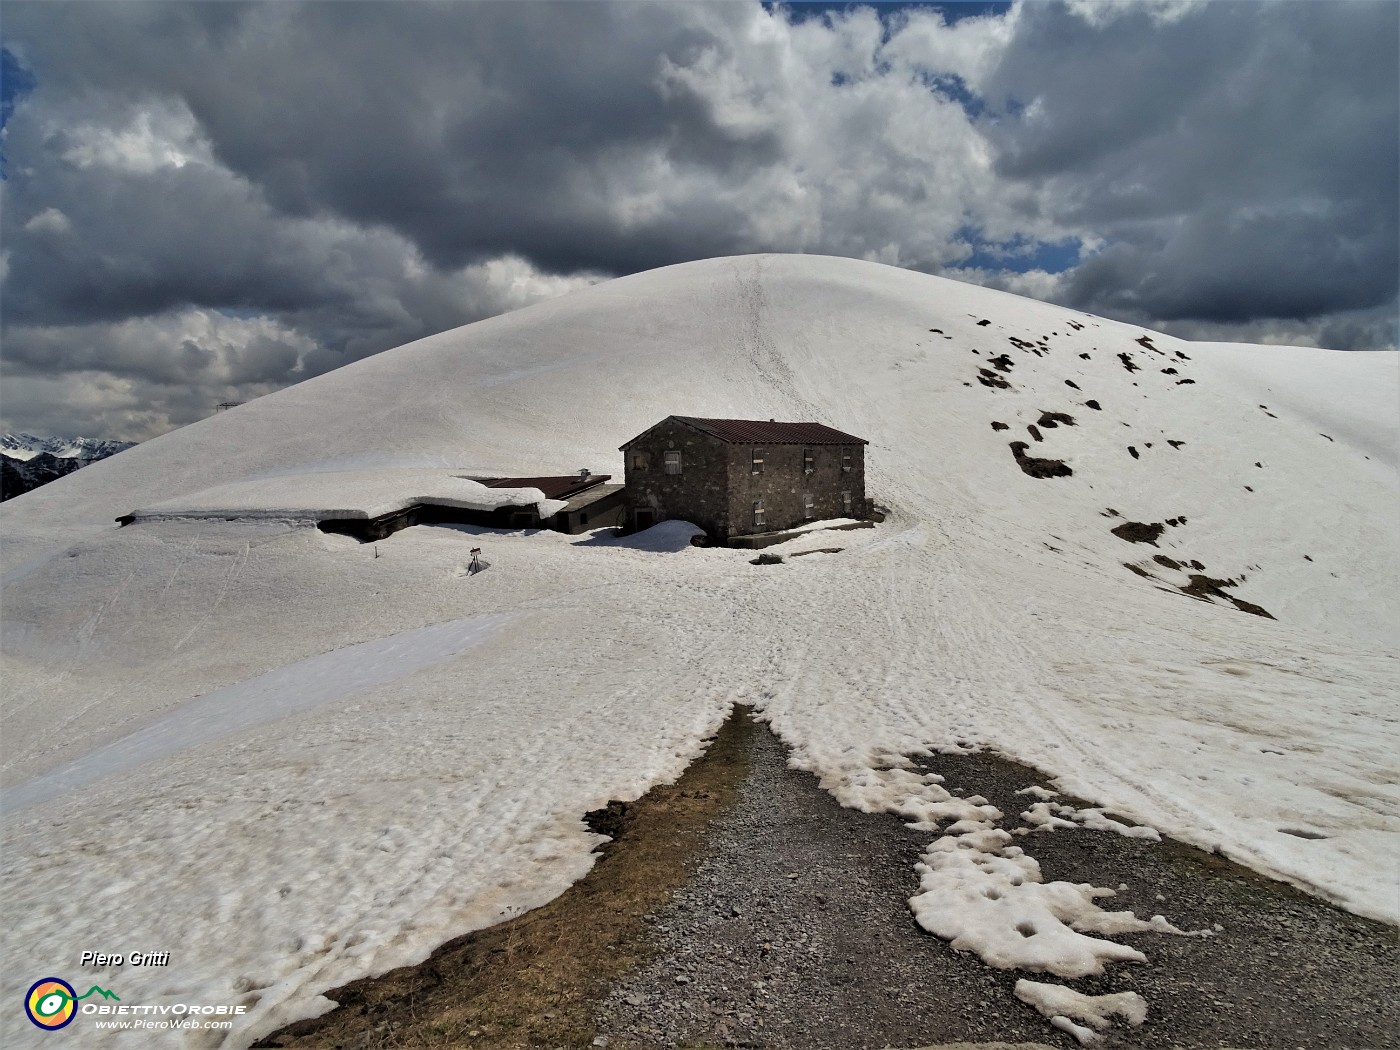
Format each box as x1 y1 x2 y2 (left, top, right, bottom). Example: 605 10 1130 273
476 475 611 500
671 416 868 445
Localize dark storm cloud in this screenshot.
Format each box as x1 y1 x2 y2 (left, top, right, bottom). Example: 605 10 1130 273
978 0 1399 327
4 1 777 277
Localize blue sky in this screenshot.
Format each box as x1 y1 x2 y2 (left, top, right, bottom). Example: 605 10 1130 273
1 45 37 165
772 2 1011 26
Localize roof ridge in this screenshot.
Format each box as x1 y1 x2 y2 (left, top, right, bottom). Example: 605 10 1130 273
670 416 867 444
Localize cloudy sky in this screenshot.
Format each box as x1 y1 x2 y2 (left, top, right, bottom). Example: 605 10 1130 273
2 0 1395 441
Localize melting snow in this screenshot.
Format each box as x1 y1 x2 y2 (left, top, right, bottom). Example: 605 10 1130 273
1016 978 1148 1046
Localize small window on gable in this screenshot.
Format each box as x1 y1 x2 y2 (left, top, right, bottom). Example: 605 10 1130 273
841 447 852 472
752 448 765 474
753 499 766 527
664 449 682 475
803 448 815 474
631 450 649 471
841 491 853 515
803 492 815 519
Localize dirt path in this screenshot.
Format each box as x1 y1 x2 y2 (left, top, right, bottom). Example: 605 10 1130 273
256 709 1398 1050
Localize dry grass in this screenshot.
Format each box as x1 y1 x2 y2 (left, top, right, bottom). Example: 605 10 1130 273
255 709 753 1050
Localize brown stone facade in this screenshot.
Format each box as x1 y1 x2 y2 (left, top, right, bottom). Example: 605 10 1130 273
620 417 868 540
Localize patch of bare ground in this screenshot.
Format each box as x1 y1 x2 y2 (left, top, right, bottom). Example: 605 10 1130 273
1009 442 1073 479
900 751 1399 1050
603 718 1398 1050
252 713 1394 1050
252 710 754 1050
979 368 1012 390
1178 573 1276 619
1110 521 1165 545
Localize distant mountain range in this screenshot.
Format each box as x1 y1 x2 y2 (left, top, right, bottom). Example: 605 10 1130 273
0 433 137 501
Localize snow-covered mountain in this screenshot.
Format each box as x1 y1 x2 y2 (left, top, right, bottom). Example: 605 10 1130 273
0 432 136 462
1 255 1396 1048
0 434 137 502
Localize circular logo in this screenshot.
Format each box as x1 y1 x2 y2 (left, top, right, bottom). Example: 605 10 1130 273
25 978 77 1030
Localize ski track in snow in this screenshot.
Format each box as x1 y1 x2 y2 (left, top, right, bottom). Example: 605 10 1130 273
1 254 1396 1048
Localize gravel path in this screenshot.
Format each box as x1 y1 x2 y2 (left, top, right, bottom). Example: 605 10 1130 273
597 713 1398 1050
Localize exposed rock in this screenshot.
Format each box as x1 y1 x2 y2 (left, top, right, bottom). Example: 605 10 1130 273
1009 442 1072 479
977 369 1011 390
1110 521 1165 545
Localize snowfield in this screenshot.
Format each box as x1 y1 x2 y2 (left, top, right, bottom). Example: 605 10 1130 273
1 254 1396 1047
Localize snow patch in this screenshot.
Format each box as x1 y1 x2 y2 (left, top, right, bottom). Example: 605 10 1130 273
1050 1013 1103 1046
1016 978 1148 1043
909 827 1180 978
1021 801 1162 840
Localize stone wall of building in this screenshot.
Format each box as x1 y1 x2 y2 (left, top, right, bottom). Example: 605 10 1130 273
727 442 866 535
622 422 732 535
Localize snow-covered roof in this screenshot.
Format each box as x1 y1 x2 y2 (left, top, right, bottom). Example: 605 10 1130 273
120 468 568 523
477 474 612 500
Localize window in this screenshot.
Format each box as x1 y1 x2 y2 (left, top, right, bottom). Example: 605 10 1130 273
751 448 765 474
803 448 815 474
803 492 815 519
664 449 682 474
754 499 766 527
842 491 853 515
841 447 852 472
631 451 649 471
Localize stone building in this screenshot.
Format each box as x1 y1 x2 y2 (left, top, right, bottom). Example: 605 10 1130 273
619 416 869 540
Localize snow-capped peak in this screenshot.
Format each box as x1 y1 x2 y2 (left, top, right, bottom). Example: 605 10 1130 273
0 432 136 462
